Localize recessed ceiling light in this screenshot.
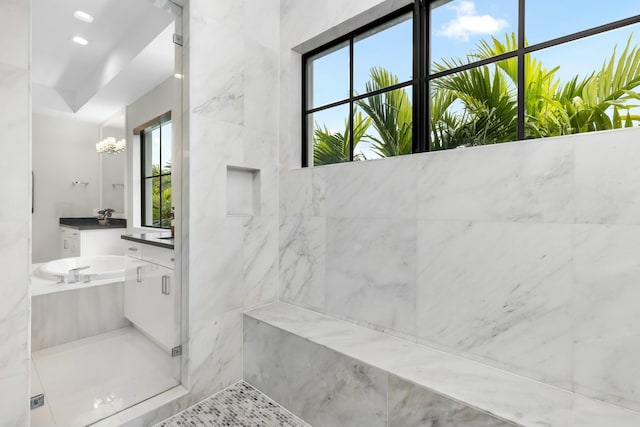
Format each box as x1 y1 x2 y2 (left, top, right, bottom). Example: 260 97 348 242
72 36 88 46
73 10 94 23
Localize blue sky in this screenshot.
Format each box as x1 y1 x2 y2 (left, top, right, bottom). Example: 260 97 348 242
309 0 640 162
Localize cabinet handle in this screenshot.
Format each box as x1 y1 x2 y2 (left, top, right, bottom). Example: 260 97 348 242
63 240 68 249
162 275 171 295
128 247 138 252
136 266 143 283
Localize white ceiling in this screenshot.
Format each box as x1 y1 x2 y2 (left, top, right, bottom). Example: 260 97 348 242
32 0 176 125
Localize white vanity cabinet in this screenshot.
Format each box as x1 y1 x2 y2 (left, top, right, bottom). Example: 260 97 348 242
123 240 180 354
60 228 81 257
60 226 123 258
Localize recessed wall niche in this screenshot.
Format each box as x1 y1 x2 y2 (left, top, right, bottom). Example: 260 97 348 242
226 166 261 216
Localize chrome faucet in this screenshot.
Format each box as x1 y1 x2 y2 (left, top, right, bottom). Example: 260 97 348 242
68 266 90 283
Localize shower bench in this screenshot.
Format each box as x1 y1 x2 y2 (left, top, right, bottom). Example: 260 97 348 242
243 302 640 427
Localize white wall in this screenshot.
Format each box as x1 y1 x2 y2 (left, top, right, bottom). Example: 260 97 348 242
32 114 101 262
125 77 175 229
278 0 640 414
0 0 31 423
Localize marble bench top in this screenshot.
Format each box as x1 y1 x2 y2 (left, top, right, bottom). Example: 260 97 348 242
245 302 640 427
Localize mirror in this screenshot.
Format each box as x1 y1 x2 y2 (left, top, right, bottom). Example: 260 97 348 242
99 111 126 214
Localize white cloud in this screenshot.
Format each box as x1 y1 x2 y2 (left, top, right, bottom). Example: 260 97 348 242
439 1 508 41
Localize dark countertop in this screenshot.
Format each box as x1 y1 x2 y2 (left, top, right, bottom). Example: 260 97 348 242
121 232 174 250
60 217 127 230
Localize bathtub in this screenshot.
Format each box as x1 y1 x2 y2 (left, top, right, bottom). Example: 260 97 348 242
32 255 125 296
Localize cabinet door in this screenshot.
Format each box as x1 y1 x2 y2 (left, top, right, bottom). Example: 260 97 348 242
60 236 71 258
60 228 79 258
124 255 146 327
60 229 67 257
142 263 179 351
60 237 79 258
124 259 180 352
69 237 80 257
60 231 77 258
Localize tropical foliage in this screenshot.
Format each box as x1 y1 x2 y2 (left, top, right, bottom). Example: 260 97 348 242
433 33 640 148
313 112 371 164
148 163 172 228
313 33 640 165
313 68 412 165
356 67 413 158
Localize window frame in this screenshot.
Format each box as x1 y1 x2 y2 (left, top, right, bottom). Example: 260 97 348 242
302 0 640 167
301 4 417 167
136 111 172 229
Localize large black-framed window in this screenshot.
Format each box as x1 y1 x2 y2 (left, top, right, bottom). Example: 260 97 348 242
137 112 172 228
303 0 640 167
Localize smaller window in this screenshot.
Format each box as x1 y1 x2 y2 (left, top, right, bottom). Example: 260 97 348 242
138 113 172 228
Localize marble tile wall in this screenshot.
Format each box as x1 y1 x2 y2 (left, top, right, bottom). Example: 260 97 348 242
416 219 573 388
31 284 130 351
572 136 640 412
186 0 280 404
277 0 640 412
0 0 31 424
388 375 516 427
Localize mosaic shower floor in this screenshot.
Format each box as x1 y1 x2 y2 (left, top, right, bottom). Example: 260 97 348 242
156 381 310 427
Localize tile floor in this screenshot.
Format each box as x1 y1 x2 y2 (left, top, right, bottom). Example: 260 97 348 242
31 326 180 427
156 381 310 427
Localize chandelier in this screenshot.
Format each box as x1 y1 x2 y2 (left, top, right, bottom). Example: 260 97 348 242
96 137 126 154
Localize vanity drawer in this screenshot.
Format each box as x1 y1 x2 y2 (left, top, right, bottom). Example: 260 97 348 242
143 244 174 269
124 241 143 259
60 227 80 240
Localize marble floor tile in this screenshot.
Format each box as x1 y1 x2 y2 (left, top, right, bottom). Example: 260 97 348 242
30 361 56 427
30 400 56 427
156 381 309 427
32 327 180 426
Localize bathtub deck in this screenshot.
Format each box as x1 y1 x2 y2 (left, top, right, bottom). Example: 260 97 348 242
31 326 180 427
31 262 124 297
